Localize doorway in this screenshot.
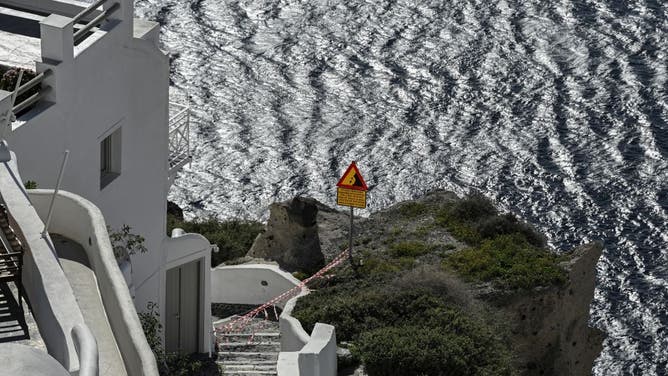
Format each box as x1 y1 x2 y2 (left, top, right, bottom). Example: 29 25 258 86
165 260 200 354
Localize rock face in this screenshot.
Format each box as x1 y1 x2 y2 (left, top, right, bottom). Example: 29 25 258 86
250 193 604 375
247 197 327 274
487 242 604 376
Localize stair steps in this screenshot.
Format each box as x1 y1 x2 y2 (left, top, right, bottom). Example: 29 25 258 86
217 318 281 376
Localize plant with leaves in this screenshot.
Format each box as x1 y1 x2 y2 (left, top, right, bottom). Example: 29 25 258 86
108 224 147 260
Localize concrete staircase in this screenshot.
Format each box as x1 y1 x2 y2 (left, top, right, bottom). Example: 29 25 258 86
217 317 281 376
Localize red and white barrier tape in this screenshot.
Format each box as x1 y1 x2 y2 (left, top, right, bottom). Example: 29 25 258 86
214 248 350 343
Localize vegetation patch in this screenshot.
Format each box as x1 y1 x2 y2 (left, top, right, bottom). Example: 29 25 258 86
435 193 546 248
0 66 39 107
291 192 568 375
443 234 566 289
388 240 432 258
293 281 513 376
396 201 429 218
167 214 263 267
353 323 512 376
358 254 415 278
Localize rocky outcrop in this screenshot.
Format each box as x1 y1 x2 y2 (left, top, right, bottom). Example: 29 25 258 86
249 192 604 375
247 197 328 274
488 242 604 376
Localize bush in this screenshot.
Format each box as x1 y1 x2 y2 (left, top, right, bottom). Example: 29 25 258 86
352 324 512 376
358 255 414 278
294 285 442 341
436 194 545 248
475 213 546 248
167 214 263 267
388 241 431 258
396 202 429 218
0 67 39 108
443 234 566 289
448 193 498 222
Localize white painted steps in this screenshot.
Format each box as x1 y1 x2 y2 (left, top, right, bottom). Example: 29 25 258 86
216 317 280 376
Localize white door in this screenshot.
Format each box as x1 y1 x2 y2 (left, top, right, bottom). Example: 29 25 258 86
165 260 200 354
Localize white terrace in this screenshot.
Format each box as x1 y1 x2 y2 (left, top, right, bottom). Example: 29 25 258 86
0 0 190 177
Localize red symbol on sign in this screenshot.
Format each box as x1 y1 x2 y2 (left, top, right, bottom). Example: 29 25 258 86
336 161 368 191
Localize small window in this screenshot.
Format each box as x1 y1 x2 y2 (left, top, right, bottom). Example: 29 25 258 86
100 127 122 189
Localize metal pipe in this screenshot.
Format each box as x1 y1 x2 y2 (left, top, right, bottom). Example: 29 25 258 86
72 0 107 24
73 2 120 44
12 87 51 115
42 150 69 238
17 71 48 97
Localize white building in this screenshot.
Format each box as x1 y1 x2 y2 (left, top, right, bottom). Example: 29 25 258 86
0 1 338 375
0 0 212 368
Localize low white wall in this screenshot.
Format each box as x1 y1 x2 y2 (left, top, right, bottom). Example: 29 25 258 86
279 292 311 352
210 264 301 309
0 156 84 373
298 324 337 376
29 189 159 376
278 291 337 376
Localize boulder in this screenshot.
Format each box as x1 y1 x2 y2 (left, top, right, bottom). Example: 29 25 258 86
247 197 327 274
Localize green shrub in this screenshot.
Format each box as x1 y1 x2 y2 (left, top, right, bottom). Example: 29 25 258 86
292 271 308 280
448 193 498 222
435 194 545 249
294 286 443 341
388 241 431 258
295 282 515 375
359 255 415 278
352 323 512 376
475 213 546 248
443 234 566 289
108 224 147 260
396 202 429 218
23 181 37 189
167 214 263 267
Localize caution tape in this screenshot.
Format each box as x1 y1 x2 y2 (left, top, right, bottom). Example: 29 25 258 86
214 248 350 343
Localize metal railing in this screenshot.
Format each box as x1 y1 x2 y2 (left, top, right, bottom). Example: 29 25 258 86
168 102 191 173
12 70 51 117
73 0 119 45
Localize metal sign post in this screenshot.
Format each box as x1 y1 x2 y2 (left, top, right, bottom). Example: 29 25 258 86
336 161 368 267
349 206 354 265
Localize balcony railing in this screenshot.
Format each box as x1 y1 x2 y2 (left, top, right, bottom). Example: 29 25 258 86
12 70 51 117
72 0 119 45
168 102 191 175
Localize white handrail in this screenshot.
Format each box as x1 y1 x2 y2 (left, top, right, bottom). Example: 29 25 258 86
71 324 99 376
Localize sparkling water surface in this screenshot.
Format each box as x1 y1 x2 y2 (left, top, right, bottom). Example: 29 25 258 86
131 0 667 374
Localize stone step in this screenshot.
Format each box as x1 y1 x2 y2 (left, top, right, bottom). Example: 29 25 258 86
218 341 281 352
220 371 277 376
220 362 277 371
218 332 280 343
219 351 279 363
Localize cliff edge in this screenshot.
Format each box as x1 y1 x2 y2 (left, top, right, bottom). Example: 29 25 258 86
489 242 604 375
245 191 605 375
